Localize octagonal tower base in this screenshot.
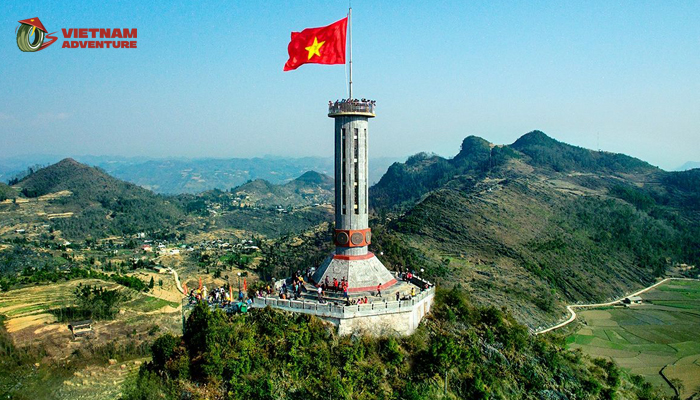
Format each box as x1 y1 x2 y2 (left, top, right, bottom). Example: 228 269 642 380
313 252 397 293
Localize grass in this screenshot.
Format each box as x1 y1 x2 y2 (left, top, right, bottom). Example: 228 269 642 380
127 296 179 313
566 279 700 398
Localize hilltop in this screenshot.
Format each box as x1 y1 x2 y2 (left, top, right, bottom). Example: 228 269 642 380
123 288 665 400
677 161 700 171
180 171 334 237
230 170 333 208
370 131 700 328
9 158 184 239
0 161 333 242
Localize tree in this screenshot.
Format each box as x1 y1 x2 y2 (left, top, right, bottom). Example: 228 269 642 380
73 284 126 320
149 276 155 289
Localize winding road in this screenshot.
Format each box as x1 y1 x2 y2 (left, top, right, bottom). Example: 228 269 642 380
167 267 185 295
535 277 696 335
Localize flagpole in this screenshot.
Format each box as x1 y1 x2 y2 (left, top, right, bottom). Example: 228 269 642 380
348 7 352 100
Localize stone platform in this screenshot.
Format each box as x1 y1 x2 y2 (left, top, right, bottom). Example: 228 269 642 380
299 280 418 305
312 252 397 293
252 285 435 336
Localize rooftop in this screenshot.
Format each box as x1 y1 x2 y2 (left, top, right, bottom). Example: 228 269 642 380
328 99 376 117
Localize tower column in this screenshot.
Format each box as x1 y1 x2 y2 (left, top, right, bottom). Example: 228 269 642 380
334 115 370 256
312 100 397 292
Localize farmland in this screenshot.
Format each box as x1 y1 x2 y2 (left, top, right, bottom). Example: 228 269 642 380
0 278 182 399
566 280 700 398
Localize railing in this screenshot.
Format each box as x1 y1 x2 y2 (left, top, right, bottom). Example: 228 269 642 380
251 286 435 319
328 101 376 116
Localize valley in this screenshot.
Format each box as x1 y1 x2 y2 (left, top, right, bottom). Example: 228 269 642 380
565 279 700 399
0 131 698 398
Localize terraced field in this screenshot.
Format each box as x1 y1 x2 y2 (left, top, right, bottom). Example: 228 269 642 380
0 278 183 399
567 280 700 398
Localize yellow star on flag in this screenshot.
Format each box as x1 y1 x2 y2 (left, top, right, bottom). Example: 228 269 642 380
305 37 325 60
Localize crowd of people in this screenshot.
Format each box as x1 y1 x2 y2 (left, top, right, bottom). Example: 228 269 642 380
185 284 252 312
185 263 434 310
277 273 307 300
329 98 376 105
253 284 275 299
328 98 377 111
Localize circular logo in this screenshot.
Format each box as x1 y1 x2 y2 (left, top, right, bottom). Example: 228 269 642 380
336 231 349 245
351 232 364 245
17 23 45 52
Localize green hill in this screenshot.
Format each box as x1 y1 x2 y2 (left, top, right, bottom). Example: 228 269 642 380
0 183 16 201
370 131 700 328
12 158 184 239
511 130 657 173
123 289 664 400
230 170 334 208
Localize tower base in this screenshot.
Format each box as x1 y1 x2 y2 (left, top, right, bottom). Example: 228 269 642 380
313 252 397 293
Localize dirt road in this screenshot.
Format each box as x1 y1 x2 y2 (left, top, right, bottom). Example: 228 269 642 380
535 277 697 335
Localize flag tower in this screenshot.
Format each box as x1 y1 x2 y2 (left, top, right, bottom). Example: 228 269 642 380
311 97 397 293
310 10 397 293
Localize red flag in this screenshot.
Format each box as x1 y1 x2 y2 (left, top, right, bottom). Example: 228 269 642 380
243 279 247 291
198 277 202 290
283 17 347 71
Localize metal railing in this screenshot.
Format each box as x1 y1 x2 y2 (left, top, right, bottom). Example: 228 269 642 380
328 101 376 116
251 286 435 319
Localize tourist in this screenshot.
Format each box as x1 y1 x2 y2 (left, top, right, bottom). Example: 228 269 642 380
396 291 400 302
377 283 382 297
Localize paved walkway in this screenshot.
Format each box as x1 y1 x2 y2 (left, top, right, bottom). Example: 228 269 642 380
535 277 698 335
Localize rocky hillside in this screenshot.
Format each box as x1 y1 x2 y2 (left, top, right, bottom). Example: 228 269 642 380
370 131 700 328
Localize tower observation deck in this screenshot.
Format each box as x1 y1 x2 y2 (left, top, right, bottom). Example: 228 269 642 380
312 100 396 293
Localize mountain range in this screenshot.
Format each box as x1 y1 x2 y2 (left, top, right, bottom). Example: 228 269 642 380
2 131 698 329
369 131 700 327
1 155 399 194
0 159 335 240
230 170 333 208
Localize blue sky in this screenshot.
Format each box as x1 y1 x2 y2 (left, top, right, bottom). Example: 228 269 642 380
1 1 698 170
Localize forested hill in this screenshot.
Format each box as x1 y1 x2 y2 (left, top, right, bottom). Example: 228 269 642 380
0 183 16 202
369 131 700 328
229 170 334 208
510 130 656 173
11 158 184 239
370 131 660 211
125 288 665 400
